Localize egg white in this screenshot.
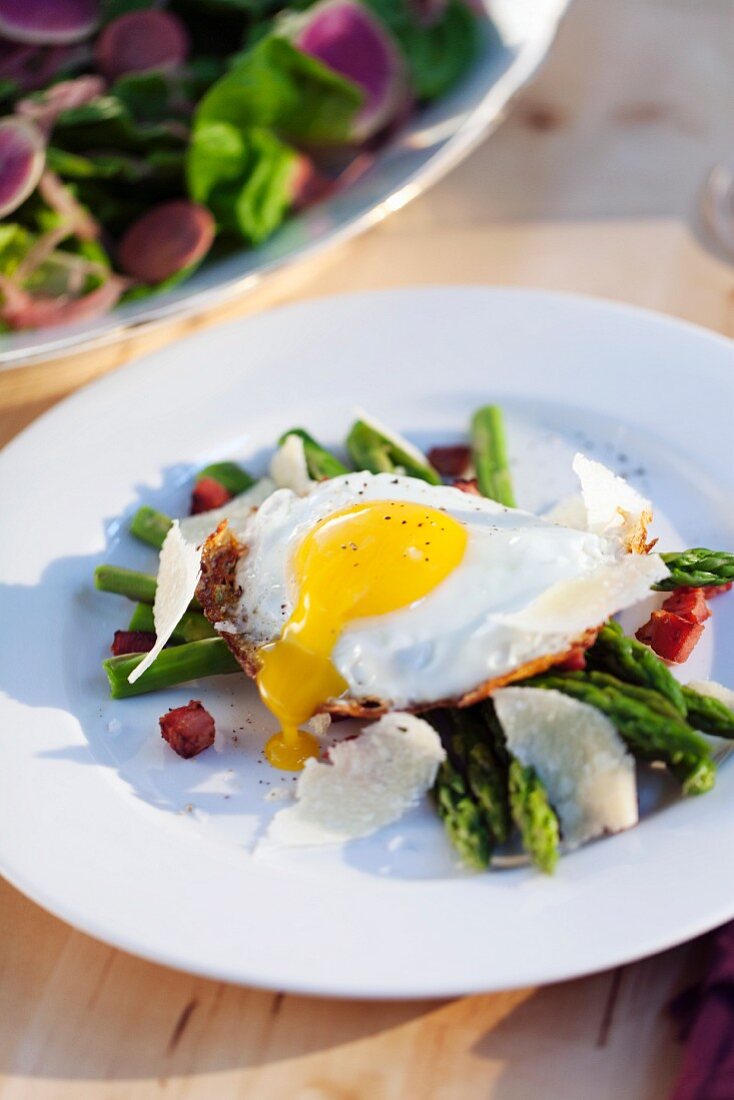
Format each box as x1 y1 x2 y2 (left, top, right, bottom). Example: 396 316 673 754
223 472 666 708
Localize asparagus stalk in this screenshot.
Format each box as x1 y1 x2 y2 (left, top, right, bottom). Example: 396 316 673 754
279 428 349 479
470 405 516 507
94 564 199 610
655 549 734 590
586 620 686 714
104 638 239 699
508 760 560 875
128 602 216 643
94 564 157 604
129 505 173 550
196 461 255 494
433 759 492 870
447 708 511 844
346 418 441 485
682 687 734 738
527 671 715 795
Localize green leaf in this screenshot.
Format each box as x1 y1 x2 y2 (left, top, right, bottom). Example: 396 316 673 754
187 121 297 244
0 224 35 278
365 0 480 101
196 34 363 145
53 96 188 154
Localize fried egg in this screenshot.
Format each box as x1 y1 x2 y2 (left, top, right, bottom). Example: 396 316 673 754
198 469 667 769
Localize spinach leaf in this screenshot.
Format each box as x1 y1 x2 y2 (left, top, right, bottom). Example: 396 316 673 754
365 0 480 101
187 121 297 244
196 34 363 145
53 96 188 154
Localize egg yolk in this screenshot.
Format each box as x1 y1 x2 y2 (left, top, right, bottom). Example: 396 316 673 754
257 499 468 770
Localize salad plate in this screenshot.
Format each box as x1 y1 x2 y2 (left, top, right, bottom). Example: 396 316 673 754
1 286 734 998
0 0 569 369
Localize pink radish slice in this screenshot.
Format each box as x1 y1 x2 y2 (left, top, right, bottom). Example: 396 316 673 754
17 75 105 138
0 116 45 218
116 200 215 284
0 0 99 46
95 10 189 82
292 0 407 142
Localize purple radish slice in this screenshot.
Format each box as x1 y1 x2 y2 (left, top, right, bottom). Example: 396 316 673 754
117 200 215 284
0 0 99 46
0 116 45 218
290 0 407 143
0 40 91 91
95 10 189 82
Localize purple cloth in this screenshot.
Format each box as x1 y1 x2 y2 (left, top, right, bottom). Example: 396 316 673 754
670 922 734 1099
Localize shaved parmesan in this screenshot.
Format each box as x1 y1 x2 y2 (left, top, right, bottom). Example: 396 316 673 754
494 687 638 847
128 522 201 684
573 453 651 550
179 478 275 546
502 552 668 636
269 434 314 496
267 713 445 847
687 680 734 710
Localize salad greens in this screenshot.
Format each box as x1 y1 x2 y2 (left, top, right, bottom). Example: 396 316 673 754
0 0 482 330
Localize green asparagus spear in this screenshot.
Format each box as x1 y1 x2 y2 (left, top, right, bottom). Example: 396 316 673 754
128 603 216 643
655 549 734 590
682 686 734 738
196 462 255 495
470 405 516 507
508 760 560 874
447 708 511 844
346 417 441 485
527 671 715 795
433 759 492 870
279 428 349 479
94 564 158 604
586 621 686 714
129 505 173 550
104 638 239 699
94 564 199 610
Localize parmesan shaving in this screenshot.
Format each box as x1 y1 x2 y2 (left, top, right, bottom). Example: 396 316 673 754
127 521 201 684
543 493 587 530
687 680 734 710
179 477 275 546
269 434 314 496
501 552 668 636
267 713 445 847
573 453 652 550
494 687 638 847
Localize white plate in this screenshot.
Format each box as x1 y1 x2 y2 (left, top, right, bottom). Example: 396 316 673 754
0 0 569 368
1 288 734 998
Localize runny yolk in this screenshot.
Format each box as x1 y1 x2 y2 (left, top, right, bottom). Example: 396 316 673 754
257 499 468 770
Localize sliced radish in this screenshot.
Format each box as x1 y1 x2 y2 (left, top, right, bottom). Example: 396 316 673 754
289 153 331 209
0 116 45 218
0 0 99 46
116 200 215 284
289 0 407 142
94 9 189 82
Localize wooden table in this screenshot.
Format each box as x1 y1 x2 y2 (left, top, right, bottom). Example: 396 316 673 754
2 1 732 1096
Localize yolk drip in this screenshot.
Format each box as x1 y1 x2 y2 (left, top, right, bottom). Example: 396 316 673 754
257 499 468 770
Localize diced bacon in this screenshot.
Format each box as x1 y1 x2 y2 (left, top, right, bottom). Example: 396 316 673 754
662 588 711 625
636 611 705 664
159 700 215 759
700 582 733 599
428 444 472 479
190 476 232 515
111 630 156 656
453 477 480 496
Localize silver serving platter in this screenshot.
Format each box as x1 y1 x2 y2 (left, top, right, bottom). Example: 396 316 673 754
0 0 569 368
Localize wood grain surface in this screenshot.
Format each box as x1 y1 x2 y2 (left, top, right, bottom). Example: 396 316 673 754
2 1 733 1096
